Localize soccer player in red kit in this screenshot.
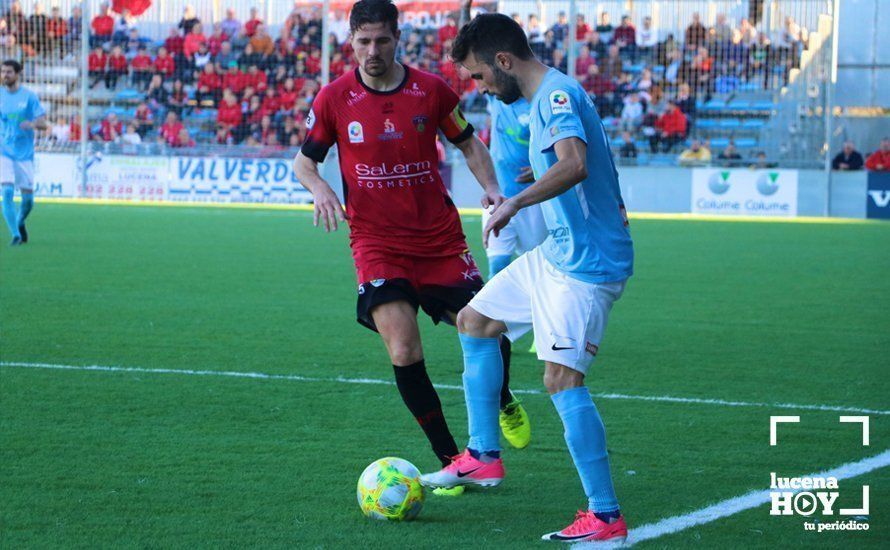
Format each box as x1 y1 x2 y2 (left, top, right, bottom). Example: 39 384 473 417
293 0 531 492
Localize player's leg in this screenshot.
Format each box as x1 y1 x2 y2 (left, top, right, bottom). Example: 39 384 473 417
514 204 550 355
15 161 35 243
532 270 628 542
370 298 461 469
420 252 536 489
481 204 515 280
1 156 21 244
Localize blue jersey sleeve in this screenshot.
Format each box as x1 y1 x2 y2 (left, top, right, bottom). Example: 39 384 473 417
538 87 587 153
28 93 46 120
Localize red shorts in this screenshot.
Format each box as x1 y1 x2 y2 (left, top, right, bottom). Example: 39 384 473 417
353 246 484 332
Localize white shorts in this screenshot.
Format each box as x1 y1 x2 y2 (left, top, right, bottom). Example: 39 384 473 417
469 247 626 374
482 202 548 258
0 156 35 191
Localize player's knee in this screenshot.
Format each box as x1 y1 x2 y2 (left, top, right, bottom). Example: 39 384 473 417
543 363 584 394
456 306 497 338
388 343 423 366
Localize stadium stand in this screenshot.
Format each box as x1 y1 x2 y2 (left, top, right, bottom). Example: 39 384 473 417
0 1 836 166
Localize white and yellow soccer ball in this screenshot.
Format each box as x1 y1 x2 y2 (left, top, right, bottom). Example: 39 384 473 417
356 457 424 521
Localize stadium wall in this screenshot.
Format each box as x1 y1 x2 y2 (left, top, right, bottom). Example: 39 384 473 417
35 153 870 219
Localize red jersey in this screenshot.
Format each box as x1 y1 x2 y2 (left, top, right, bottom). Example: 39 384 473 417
154 55 175 77
302 66 474 256
216 100 242 126
88 52 107 72
91 15 114 36
108 54 128 72
131 53 152 71
198 72 221 90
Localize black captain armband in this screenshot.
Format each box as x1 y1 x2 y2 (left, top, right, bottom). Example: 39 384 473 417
300 138 331 163
447 123 475 145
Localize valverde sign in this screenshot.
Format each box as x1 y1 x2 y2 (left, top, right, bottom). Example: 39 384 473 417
692 169 798 217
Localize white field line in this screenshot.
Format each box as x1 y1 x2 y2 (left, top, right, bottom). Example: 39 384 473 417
1 361 888 416
574 449 890 548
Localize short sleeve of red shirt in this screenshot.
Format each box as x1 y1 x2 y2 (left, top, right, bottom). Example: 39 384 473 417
433 77 474 145
300 87 336 162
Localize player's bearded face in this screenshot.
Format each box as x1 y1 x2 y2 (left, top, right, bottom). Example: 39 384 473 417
351 23 399 78
0 67 16 86
491 65 523 105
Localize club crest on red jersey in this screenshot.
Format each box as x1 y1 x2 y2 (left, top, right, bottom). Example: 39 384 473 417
412 115 428 133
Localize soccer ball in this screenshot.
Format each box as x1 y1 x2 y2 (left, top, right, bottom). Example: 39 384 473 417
356 457 424 521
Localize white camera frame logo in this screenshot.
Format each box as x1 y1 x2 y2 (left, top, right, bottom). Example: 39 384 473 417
769 416 870 518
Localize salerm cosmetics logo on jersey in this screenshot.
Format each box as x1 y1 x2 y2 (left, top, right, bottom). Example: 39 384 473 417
353 161 434 189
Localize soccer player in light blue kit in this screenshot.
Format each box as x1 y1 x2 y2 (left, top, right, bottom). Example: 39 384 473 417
1 59 47 246
421 15 634 543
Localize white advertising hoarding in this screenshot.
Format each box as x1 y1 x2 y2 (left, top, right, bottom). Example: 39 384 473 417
692 169 798 217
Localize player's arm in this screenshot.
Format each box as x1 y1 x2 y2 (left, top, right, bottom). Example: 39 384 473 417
453 134 503 209
483 138 587 246
293 151 346 232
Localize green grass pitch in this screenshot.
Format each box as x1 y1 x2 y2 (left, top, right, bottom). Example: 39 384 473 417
1 203 888 548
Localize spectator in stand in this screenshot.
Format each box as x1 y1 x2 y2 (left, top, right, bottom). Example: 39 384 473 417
166 79 188 116
549 11 568 48
278 115 301 146
244 7 262 37
574 45 596 80
121 123 141 145
88 46 107 88
739 18 758 45
100 112 123 142
583 64 617 116
27 3 48 54
69 113 82 142
164 27 184 55
249 23 274 56
751 151 777 169
865 138 890 171
133 102 154 137
4 2 27 45
130 44 153 89
717 140 743 166
831 141 864 171
238 43 263 70
220 8 240 40
173 127 195 148
685 12 707 48
112 8 135 45
674 83 696 117
50 115 69 143
193 43 212 71
526 14 544 45
595 12 614 43
153 46 175 79
603 44 623 80
254 114 276 145
245 64 267 92
124 28 142 58
46 6 68 56
196 63 221 106
216 40 236 67
438 14 458 44
183 23 207 58
679 139 711 165
207 22 227 56
63 4 80 52
664 49 682 84
619 131 638 159
215 125 234 145
159 111 183 145
613 15 636 58
178 5 200 35
576 13 591 41
261 87 280 117
620 92 644 131
145 74 168 111
711 13 732 45
636 16 658 61
217 89 242 140
105 45 128 88
651 100 688 152
222 60 246 95
584 30 608 59
90 2 114 47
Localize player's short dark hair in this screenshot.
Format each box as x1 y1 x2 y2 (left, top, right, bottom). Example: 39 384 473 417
451 13 534 66
349 0 399 36
2 59 23 74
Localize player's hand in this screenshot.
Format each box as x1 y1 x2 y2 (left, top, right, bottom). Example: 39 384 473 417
483 198 519 248
19 120 34 131
312 186 347 232
480 186 505 210
515 166 535 183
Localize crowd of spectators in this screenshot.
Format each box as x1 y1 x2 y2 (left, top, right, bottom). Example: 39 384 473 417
5 1 882 169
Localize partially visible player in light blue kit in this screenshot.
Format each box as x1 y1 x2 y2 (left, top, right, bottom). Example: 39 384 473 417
421 14 634 544
483 96 547 277
1 59 47 246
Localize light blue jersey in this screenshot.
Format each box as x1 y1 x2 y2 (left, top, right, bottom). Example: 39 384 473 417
1 86 45 162
527 68 633 283
487 95 531 198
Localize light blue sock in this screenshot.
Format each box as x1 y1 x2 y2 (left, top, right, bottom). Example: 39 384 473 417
487 254 512 279
459 333 503 453
551 386 619 513
17 193 33 226
1 185 20 239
